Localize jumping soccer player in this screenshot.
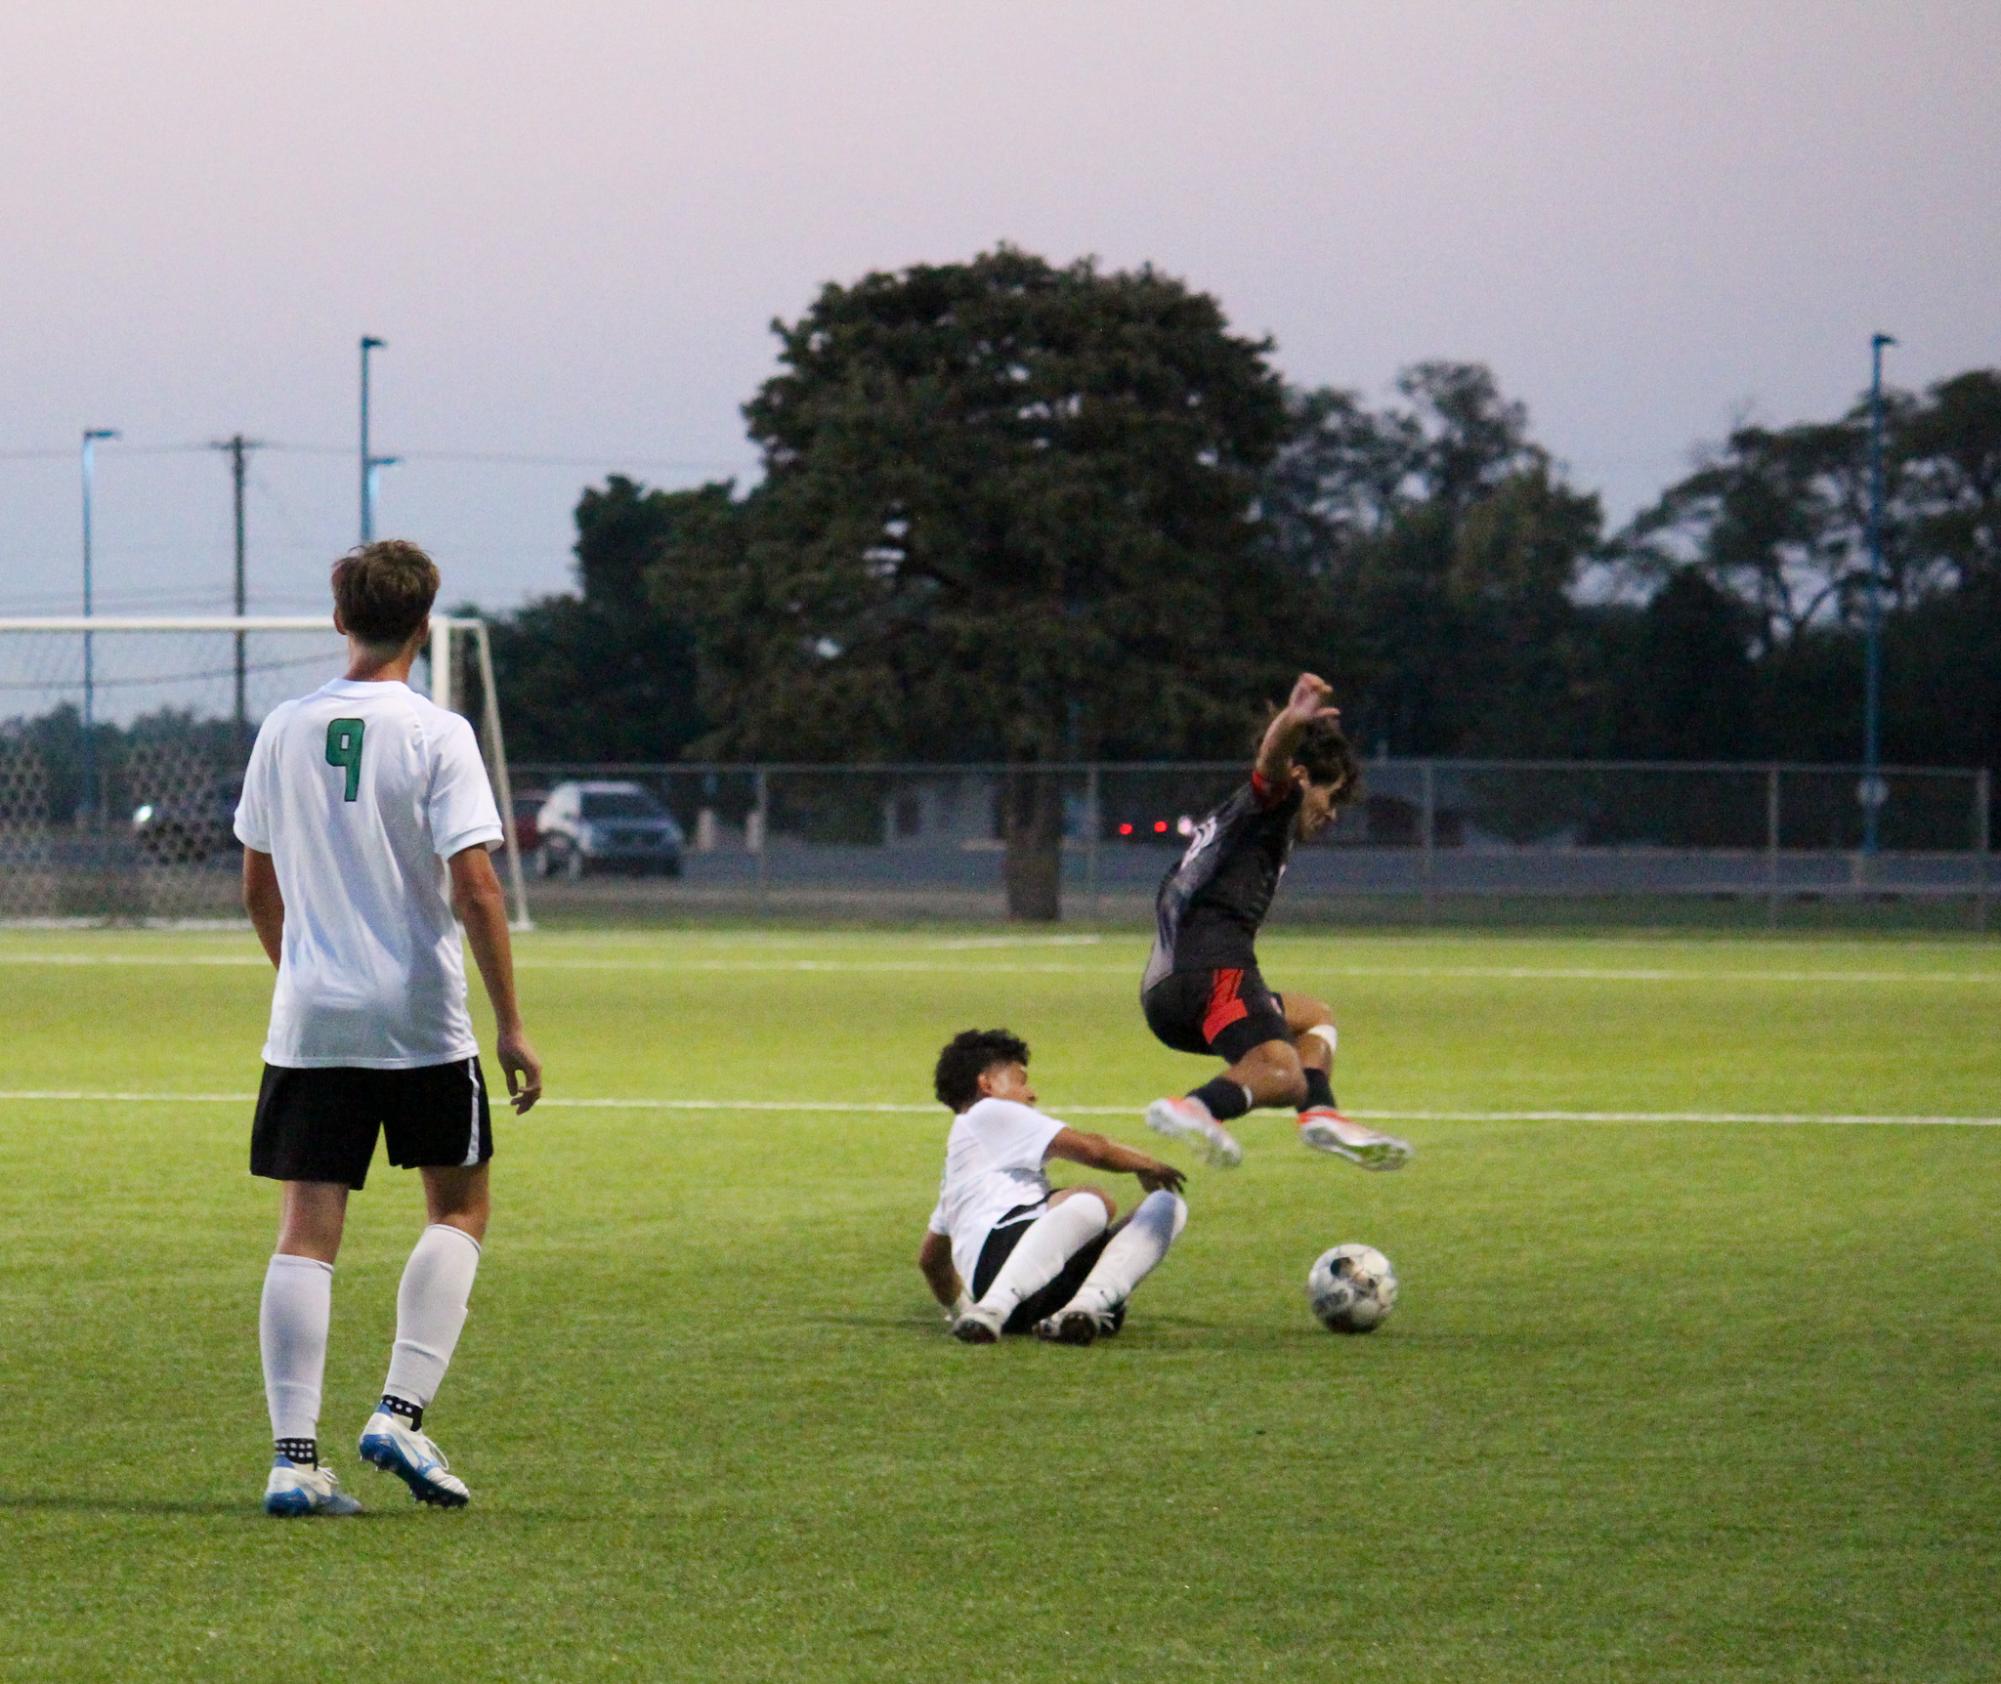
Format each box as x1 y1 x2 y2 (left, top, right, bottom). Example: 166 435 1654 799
1140 672 1412 1172
920 1029 1189 1347
236 540 542 1516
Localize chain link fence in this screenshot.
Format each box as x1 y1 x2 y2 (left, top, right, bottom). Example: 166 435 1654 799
509 760 1994 930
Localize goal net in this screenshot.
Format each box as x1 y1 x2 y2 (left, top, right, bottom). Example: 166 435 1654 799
0 617 530 926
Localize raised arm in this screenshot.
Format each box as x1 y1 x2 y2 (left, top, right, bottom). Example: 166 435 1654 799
448 845 542 1114
1254 672 1342 790
241 848 284 968
1045 1127 1186 1195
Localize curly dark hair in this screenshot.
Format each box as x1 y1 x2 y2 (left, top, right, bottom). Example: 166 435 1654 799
933 1028 1030 1111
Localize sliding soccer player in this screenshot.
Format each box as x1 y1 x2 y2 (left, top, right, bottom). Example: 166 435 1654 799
237 540 542 1516
1140 672 1412 1171
919 1029 1188 1346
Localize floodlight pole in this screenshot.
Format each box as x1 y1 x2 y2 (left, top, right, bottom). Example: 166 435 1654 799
359 335 386 542
79 427 118 824
1862 332 1895 856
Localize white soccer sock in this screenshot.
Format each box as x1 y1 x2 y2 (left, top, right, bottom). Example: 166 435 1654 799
382 1224 483 1411
1062 1190 1188 1319
974 1197 1109 1320
260 1254 333 1445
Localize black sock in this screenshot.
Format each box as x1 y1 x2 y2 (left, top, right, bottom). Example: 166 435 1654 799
380 1394 424 1430
276 1437 317 1467
1189 1076 1252 1121
1301 1065 1336 1112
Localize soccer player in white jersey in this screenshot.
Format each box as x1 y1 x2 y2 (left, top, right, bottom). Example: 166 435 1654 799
235 540 542 1516
919 1029 1188 1346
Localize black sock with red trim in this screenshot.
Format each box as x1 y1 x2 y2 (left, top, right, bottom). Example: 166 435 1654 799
1189 1076 1252 1121
1301 1065 1336 1112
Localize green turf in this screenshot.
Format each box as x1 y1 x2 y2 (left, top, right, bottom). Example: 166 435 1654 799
1 925 1996 1683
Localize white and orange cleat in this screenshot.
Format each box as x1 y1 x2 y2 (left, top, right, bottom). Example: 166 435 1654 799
1298 1107 1412 1171
1144 1096 1243 1168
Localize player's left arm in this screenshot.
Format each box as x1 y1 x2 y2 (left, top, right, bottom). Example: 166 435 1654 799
241 848 283 968
917 1229 966 1315
1045 1126 1186 1194
450 846 543 1114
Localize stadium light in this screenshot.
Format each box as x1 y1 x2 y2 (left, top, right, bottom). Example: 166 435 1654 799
79 427 119 824
359 335 387 541
1862 332 1896 856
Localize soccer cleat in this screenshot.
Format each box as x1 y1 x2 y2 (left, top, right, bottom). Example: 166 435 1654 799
357 1411 471 1508
1297 1108 1413 1171
1145 1096 1243 1168
1035 1306 1114 1346
263 1456 363 1517
951 1304 1004 1344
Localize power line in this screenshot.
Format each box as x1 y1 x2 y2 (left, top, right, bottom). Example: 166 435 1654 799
261 441 752 472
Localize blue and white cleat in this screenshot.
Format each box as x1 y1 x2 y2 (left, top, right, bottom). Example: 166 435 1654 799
263 1456 362 1517
358 1412 471 1509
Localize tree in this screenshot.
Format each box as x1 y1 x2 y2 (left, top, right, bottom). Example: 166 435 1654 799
1261 365 1602 756
663 247 1296 919
487 476 715 763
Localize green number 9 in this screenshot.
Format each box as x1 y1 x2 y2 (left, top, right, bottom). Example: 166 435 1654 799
325 718 365 802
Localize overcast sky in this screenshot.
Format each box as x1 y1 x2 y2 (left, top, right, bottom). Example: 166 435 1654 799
2 0 1996 622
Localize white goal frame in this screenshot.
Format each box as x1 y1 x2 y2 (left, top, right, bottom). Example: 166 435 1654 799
0 614 532 929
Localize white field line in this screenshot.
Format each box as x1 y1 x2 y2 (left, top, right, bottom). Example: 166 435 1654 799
2 951 1997 985
0 1090 1993 1127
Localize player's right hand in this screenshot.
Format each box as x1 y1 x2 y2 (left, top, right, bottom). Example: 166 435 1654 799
1286 671 1340 725
497 1027 543 1114
1137 1162 1186 1195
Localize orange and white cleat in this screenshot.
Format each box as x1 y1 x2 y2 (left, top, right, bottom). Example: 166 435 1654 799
1144 1096 1244 1168
1298 1108 1412 1171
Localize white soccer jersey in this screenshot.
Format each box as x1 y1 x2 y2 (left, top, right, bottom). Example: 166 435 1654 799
926 1097 1066 1287
234 676 504 1069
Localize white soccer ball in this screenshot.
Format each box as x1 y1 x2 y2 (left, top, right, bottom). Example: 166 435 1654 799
1307 1243 1398 1333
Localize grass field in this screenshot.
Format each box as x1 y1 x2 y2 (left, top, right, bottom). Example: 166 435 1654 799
2 923 1997 1683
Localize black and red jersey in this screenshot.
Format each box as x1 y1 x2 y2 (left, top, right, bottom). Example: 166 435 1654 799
1142 772 1301 990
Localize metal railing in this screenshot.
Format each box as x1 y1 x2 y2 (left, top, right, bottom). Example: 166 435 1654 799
509 759 1995 928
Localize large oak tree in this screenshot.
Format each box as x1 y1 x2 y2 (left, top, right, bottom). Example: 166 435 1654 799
661 247 1296 919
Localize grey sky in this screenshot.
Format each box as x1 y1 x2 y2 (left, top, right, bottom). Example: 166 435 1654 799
3 0 1996 621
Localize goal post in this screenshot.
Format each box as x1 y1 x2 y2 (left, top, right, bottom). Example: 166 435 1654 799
0 615 531 928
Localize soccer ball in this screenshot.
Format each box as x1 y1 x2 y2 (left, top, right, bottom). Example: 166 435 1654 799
1307 1244 1398 1333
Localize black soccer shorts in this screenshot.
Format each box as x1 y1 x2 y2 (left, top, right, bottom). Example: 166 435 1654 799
251 1057 494 1191
1142 965 1291 1065
970 1202 1125 1336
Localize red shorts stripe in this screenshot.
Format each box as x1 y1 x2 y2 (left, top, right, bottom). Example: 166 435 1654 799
1201 968 1249 1046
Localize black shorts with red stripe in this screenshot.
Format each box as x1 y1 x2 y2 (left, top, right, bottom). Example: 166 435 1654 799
1141 966 1289 1064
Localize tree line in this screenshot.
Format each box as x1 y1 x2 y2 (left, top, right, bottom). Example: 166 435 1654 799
485 247 1999 913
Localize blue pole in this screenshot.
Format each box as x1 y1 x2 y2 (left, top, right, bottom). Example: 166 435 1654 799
366 456 401 533
360 335 385 542
1862 332 1895 856
79 428 118 824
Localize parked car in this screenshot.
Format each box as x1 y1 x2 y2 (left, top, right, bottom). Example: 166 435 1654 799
510 788 549 855
132 779 242 864
534 781 684 879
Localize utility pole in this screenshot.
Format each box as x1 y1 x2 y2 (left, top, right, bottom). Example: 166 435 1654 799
1862 332 1896 856
211 434 263 748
